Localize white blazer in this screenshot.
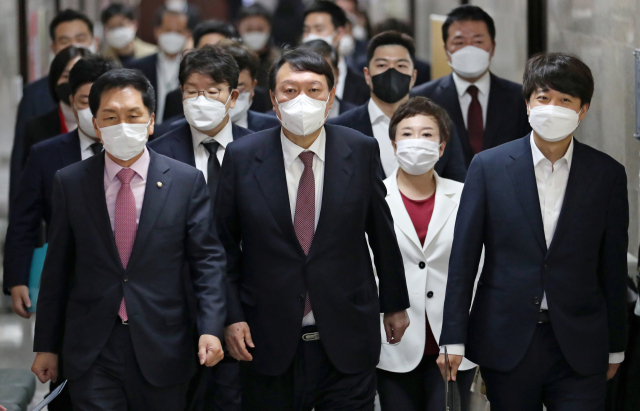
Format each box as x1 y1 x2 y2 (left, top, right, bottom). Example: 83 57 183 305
377 169 478 373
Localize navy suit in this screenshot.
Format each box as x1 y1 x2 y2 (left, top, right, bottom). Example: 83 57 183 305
342 66 370 106
441 135 628 409
411 73 531 167
247 110 280 132
328 102 467 182
22 108 63 165
126 54 159 107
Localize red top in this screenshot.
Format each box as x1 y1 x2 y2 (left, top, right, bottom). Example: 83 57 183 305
400 190 440 355
58 106 69 134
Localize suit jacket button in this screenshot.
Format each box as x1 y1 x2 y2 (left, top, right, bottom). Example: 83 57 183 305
533 296 540 305
419 262 426 269
124 276 129 282
544 264 549 271
298 295 304 301
427 291 434 298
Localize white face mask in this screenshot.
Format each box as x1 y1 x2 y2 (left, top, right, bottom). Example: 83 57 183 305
230 92 252 123
158 32 187 55
100 119 151 161
448 45 491 79
395 139 441 175
242 32 270 51
106 26 136 50
352 25 367 41
165 0 187 12
76 106 97 138
276 93 329 136
303 32 335 46
183 94 231 131
528 104 582 142
73 42 97 54
338 34 355 57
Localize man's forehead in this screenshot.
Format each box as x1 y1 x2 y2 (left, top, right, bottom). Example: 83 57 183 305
277 65 327 85
373 45 412 60
55 20 91 36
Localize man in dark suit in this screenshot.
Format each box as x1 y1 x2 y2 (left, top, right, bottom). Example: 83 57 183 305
438 53 628 411
411 5 530 168
30 69 226 410
330 31 467 182
216 48 410 410
10 9 98 204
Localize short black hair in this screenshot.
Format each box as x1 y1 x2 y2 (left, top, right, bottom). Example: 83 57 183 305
237 4 273 25
373 18 413 37
101 3 136 25
303 1 348 30
442 5 496 44
299 39 339 69
389 96 452 143
69 56 116 96
217 39 260 80
179 45 239 89
49 46 92 103
193 20 238 47
50 9 94 41
153 8 188 28
89 69 156 116
522 52 594 107
366 30 415 66
268 47 334 92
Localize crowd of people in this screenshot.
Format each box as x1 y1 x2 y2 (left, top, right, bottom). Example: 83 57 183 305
2 1 639 411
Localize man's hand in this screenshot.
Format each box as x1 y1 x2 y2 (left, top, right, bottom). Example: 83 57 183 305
383 310 410 344
198 334 224 367
437 353 463 381
11 285 32 318
31 353 58 383
607 363 621 380
224 322 254 361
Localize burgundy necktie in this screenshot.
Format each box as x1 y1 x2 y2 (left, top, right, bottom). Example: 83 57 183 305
467 85 484 155
115 168 137 322
294 151 315 317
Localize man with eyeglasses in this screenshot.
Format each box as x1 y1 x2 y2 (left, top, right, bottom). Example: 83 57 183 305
148 45 252 411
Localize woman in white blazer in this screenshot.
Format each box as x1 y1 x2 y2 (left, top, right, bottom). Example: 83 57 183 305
376 97 479 411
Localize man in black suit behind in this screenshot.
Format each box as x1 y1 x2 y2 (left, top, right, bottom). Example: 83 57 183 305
216 48 410 410
411 5 530 168
31 69 227 410
439 53 628 411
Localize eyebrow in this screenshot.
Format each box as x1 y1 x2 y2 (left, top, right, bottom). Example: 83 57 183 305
401 126 435 131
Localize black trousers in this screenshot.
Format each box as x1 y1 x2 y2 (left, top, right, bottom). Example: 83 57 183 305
240 326 377 411
48 354 73 411
186 360 241 411
68 321 189 411
376 354 476 411
614 313 640 411
481 322 607 411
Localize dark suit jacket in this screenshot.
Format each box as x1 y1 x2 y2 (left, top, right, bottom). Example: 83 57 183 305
215 124 409 376
126 53 159 107
342 67 370 106
22 108 63 166
411 73 531 167
3 130 81 293
33 149 227 387
414 59 432 87
328 102 467 182
440 135 629 376
338 99 357 115
247 111 280 132
10 76 57 203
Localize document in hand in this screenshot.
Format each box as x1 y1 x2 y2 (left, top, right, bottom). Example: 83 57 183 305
445 348 462 411
31 380 67 411
28 243 48 313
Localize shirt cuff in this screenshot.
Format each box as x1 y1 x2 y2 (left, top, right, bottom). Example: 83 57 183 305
609 352 625 364
440 344 465 356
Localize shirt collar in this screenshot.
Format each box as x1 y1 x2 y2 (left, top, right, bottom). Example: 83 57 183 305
280 126 326 169
530 133 574 169
191 118 234 149
105 146 150 183
452 70 491 98
368 98 390 124
77 127 97 153
158 51 181 66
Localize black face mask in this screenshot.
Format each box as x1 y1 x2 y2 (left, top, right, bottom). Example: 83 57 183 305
55 82 72 106
371 68 412 104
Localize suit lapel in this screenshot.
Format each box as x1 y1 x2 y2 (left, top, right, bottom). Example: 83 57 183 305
57 130 82 167
170 124 196 167
440 75 471 161
483 74 502 150
384 171 423 251
423 175 456 252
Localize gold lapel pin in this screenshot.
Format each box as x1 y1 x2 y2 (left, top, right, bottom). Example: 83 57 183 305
157 182 163 188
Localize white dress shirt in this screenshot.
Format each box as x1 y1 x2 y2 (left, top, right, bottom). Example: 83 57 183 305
156 52 181 124
452 71 490 129
191 119 233 182
336 57 348 101
367 98 397 177
233 110 249 129
281 127 326 326
78 128 99 160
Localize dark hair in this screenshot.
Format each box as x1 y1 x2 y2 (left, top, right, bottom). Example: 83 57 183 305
69 56 116 96
389 97 452 143
193 19 238 47
48 46 92 103
268 47 335 92
217 39 260 80
153 8 188 28
303 1 348 30
179 45 239 89
50 9 94 41
237 4 273 25
442 5 495 44
373 18 413 37
89 68 156 116
299 39 339 69
101 3 136 25
522 52 594 107
366 30 415 66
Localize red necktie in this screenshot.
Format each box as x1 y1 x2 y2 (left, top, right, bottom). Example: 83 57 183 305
467 85 484 155
294 152 315 316
115 168 137 322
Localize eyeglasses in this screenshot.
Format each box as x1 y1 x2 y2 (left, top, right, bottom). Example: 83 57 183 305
182 86 231 101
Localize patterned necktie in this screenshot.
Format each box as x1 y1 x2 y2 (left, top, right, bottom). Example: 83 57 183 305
115 168 137 322
90 142 103 156
294 151 315 316
467 85 484 155
202 141 221 202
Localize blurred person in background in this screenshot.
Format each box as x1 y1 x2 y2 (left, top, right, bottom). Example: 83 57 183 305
101 2 157 66
164 0 201 30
